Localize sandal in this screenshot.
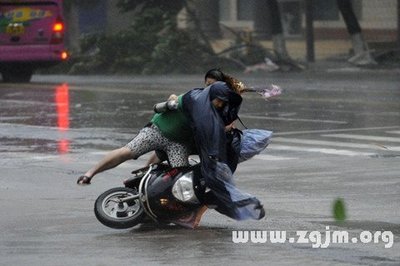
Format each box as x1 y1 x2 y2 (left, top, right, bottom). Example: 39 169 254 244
77 175 92 185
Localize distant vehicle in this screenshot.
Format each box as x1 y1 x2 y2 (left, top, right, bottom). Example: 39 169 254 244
0 0 67 82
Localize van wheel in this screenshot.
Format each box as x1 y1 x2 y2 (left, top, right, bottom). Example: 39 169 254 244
2 68 33 83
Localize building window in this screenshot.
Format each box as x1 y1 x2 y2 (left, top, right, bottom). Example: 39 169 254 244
219 0 231 21
219 0 254 29
237 0 255 21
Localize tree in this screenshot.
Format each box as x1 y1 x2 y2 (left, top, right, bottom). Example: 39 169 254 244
65 0 241 74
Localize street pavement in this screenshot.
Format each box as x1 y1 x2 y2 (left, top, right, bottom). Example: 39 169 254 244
0 63 399 265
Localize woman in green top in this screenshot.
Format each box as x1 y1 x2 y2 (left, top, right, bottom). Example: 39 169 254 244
77 69 243 185
151 94 193 145
77 69 230 185
76 95 195 185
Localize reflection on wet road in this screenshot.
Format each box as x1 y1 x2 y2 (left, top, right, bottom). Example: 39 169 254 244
1 73 400 156
0 72 400 265
55 84 70 153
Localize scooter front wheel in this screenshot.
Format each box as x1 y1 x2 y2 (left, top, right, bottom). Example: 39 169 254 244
94 187 144 229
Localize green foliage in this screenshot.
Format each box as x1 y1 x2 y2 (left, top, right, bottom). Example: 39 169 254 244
333 198 347 222
69 8 165 74
67 6 237 74
143 29 215 74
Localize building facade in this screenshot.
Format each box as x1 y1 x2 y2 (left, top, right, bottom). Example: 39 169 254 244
217 0 398 41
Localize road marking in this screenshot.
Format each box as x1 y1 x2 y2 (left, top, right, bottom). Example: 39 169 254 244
272 137 400 151
322 134 400 143
274 126 400 136
386 131 400 135
31 155 59 160
268 144 375 157
89 151 108 155
239 115 348 124
252 154 296 161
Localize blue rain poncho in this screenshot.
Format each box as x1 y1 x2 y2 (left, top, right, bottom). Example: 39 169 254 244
182 82 265 220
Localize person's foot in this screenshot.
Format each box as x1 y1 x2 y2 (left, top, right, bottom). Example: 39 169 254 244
348 51 377 66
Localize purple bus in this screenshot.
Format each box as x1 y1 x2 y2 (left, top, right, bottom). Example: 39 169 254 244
0 0 67 82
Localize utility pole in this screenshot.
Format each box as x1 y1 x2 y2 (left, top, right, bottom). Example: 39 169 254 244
398 0 400 46
305 0 315 62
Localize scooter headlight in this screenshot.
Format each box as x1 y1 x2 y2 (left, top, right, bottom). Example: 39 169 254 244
172 172 199 204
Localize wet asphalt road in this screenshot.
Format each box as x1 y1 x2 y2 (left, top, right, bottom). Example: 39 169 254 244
1 65 400 265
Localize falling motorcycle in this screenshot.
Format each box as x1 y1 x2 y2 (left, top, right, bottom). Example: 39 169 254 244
94 86 279 229
94 163 208 229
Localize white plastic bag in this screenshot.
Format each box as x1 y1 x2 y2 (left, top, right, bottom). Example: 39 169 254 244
239 129 273 163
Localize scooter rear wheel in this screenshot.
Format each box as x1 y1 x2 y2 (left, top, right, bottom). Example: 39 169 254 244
94 187 144 229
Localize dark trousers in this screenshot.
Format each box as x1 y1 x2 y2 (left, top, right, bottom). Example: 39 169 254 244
337 0 362 35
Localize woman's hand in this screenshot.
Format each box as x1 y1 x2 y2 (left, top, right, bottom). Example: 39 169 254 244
168 94 178 101
77 175 92 185
225 122 236 132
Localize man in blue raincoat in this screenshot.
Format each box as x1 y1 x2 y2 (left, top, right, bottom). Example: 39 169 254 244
182 81 265 221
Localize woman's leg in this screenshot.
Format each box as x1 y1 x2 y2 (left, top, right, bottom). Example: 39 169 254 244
130 125 190 167
166 142 190 167
79 126 159 184
83 147 133 179
145 152 162 166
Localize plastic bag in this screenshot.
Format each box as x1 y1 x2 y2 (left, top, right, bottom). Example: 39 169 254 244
239 129 273 163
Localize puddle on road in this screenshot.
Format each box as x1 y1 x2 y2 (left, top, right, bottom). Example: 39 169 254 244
0 137 62 154
0 83 154 155
1 79 400 157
